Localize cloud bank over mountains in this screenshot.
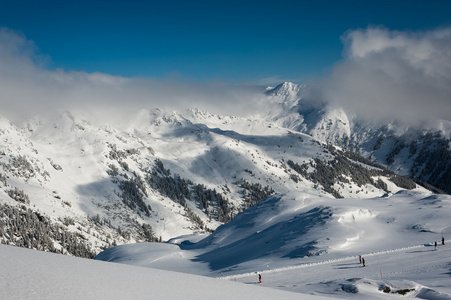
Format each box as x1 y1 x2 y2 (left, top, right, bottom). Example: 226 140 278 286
319 26 451 126
1 26 450 126
0 28 262 124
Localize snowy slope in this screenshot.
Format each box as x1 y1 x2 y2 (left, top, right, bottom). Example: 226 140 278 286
0 243 334 300
96 189 451 299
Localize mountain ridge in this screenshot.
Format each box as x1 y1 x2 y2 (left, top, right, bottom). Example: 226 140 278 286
261 82 451 194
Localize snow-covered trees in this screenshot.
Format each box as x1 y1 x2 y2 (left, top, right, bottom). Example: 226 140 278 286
0 203 95 258
287 145 417 198
236 179 275 210
145 159 233 223
119 176 151 217
411 133 451 194
7 187 30 204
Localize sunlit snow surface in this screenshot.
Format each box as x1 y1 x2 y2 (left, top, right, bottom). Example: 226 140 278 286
95 190 451 299
0 244 328 300
2 191 451 299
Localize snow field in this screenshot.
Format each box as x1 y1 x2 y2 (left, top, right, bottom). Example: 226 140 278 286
0 244 333 300
96 189 451 298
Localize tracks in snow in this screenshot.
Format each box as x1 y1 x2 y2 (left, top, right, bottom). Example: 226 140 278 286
219 240 450 280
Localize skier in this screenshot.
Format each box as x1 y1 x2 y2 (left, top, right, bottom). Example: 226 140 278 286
442 237 445 245
258 274 261 283
362 257 365 267
359 255 361 263
435 241 437 250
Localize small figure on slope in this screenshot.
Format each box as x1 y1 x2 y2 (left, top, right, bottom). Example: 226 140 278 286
258 274 261 283
359 255 361 264
362 257 365 267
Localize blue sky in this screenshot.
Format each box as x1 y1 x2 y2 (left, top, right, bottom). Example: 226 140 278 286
1 1 451 125
2 0 450 84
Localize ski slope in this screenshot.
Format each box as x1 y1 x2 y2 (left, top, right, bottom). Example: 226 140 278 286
2 230 449 299
92 189 451 299
226 242 451 299
0 243 332 300
95 189 451 299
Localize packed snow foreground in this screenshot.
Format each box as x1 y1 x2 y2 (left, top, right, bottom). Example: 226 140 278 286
93 189 450 299
2 189 451 299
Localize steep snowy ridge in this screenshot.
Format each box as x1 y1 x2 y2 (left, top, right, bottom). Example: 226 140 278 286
300 105 351 146
265 82 305 102
262 83 352 144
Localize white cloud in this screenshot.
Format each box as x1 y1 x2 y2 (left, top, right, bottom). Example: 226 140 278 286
2 26 450 128
320 26 451 125
0 28 263 125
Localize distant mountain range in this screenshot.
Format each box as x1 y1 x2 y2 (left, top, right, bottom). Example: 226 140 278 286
264 82 451 194
0 82 449 256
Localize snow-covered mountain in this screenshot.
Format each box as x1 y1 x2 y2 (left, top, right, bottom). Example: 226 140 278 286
263 82 451 194
0 96 429 256
1 81 451 298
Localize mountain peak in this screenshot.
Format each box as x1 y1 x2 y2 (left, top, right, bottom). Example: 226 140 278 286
265 82 305 101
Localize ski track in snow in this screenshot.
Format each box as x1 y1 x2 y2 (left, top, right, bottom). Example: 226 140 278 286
220 242 440 280
219 241 451 298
